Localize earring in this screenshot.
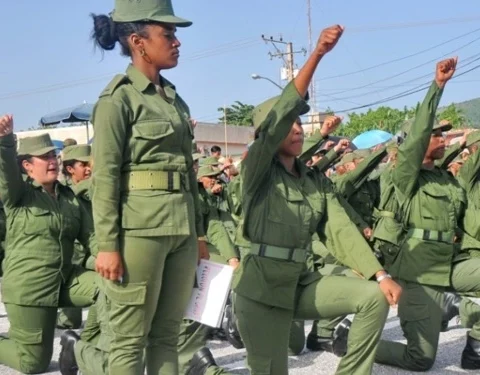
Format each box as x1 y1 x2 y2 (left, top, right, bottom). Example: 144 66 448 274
140 49 146 57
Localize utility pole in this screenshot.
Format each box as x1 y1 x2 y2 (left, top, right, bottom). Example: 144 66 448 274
261 35 306 83
306 0 316 115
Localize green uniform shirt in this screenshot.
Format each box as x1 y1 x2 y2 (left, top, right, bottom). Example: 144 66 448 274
458 149 480 252
234 82 382 309
381 82 465 286
0 133 96 306
198 184 238 261
91 64 204 252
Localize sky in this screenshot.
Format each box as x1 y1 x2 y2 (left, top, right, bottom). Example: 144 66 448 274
1 1 480 131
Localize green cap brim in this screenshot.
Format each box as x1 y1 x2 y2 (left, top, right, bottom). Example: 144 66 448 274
198 171 221 178
112 12 192 27
63 156 91 163
24 146 57 157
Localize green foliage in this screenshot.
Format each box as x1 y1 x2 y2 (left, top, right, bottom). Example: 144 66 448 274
437 103 468 128
218 101 254 126
337 106 416 138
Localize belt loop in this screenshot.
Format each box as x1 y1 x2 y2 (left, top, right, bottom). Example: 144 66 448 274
167 171 174 191
287 248 294 261
259 244 266 257
438 231 443 243
422 229 430 241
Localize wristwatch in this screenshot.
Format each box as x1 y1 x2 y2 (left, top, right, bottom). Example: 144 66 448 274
376 273 392 283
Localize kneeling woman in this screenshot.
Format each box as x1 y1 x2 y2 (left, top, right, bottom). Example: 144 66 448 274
233 26 402 375
0 115 98 374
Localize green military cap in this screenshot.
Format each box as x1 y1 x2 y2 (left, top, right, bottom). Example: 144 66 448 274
201 156 220 166
252 96 310 130
17 134 57 157
111 0 192 27
197 165 222 179
335 152 356 168
63 138 77 147
401 118 452 135
353 149 372 159
62 145 92 162
192 152 203 161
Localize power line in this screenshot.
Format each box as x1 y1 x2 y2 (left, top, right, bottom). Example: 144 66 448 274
327 61 480 114
316 27 480 81
315 40 480 102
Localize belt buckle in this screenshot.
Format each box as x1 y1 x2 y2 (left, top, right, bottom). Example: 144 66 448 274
422 229 431 241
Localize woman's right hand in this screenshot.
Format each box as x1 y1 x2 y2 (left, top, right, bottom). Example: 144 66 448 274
0 115 14 137
95 251 124 281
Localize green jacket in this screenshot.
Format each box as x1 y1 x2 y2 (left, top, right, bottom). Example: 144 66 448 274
233 82 382 310
199 184 238 262
375 82 465 286
458 149 480 253
90 64 204 252
0 133 96 306
334 147 387 227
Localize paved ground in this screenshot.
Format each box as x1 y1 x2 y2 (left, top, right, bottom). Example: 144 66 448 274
0 297 478 374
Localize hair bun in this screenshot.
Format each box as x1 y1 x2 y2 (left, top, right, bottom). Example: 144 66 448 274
91 14 117 51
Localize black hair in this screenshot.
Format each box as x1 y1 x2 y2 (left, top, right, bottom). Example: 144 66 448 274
211 145 222 154
17 156 32 175
62 160 77 178
90 14 151 57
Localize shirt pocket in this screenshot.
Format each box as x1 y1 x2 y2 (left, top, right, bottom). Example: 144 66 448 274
267 189 304 226
24 206 52 235
420 185 450 220
130 119 175 162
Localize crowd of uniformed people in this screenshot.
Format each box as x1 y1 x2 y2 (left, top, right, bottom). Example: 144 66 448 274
0 0 480 374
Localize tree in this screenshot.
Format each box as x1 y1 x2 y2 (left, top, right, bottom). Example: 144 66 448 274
218 101 254 126
437 104 468 128
337 106 416 139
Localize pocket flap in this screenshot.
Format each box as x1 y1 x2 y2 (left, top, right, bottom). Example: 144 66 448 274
132 120 174 140
105 281 147 305
9 326 43 345
28 206 51 216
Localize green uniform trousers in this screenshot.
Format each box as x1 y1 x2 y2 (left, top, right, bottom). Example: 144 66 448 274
236 275 389 375
288 265 359 355
178 252 234 375
75 234 197 375
0 267 97 374
376 258 480 371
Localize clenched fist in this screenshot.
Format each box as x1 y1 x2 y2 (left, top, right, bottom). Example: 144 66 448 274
0 114 14 137
316 25 345 56
320 115 343 137
435 57 457 89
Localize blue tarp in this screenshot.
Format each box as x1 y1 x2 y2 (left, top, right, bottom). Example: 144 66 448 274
39 103 94 126
352 130 393 149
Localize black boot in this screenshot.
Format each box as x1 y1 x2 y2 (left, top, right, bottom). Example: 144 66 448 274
224 304 244 349
186 347 217 375
306 334 334 353
59 330 80 375
461 333 480 370
332 318 351 357
441 292 461 332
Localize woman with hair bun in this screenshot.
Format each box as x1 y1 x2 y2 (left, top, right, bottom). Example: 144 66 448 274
59 1 208 375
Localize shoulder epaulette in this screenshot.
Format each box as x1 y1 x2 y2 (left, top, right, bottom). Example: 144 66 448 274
99 74 129 98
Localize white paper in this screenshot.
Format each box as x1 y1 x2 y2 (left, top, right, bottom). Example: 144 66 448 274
184 259 234 328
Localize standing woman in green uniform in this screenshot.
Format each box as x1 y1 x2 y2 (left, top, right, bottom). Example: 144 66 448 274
233 26 402 375
0 115 98 374
63 1 208 375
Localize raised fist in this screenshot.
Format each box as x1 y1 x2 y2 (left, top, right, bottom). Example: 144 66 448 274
435 57 457 88
334 138 350 153
320 115 343 137
316 25 344 56
0 114 14 137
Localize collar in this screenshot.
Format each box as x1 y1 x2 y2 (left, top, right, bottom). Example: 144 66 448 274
126 64 177 101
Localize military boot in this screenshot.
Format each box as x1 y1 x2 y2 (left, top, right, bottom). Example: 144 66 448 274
461 333 480 370
59 330 80 375
307 318 350 357
224 304 244 349
441 292 461 332
186 347 217 375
